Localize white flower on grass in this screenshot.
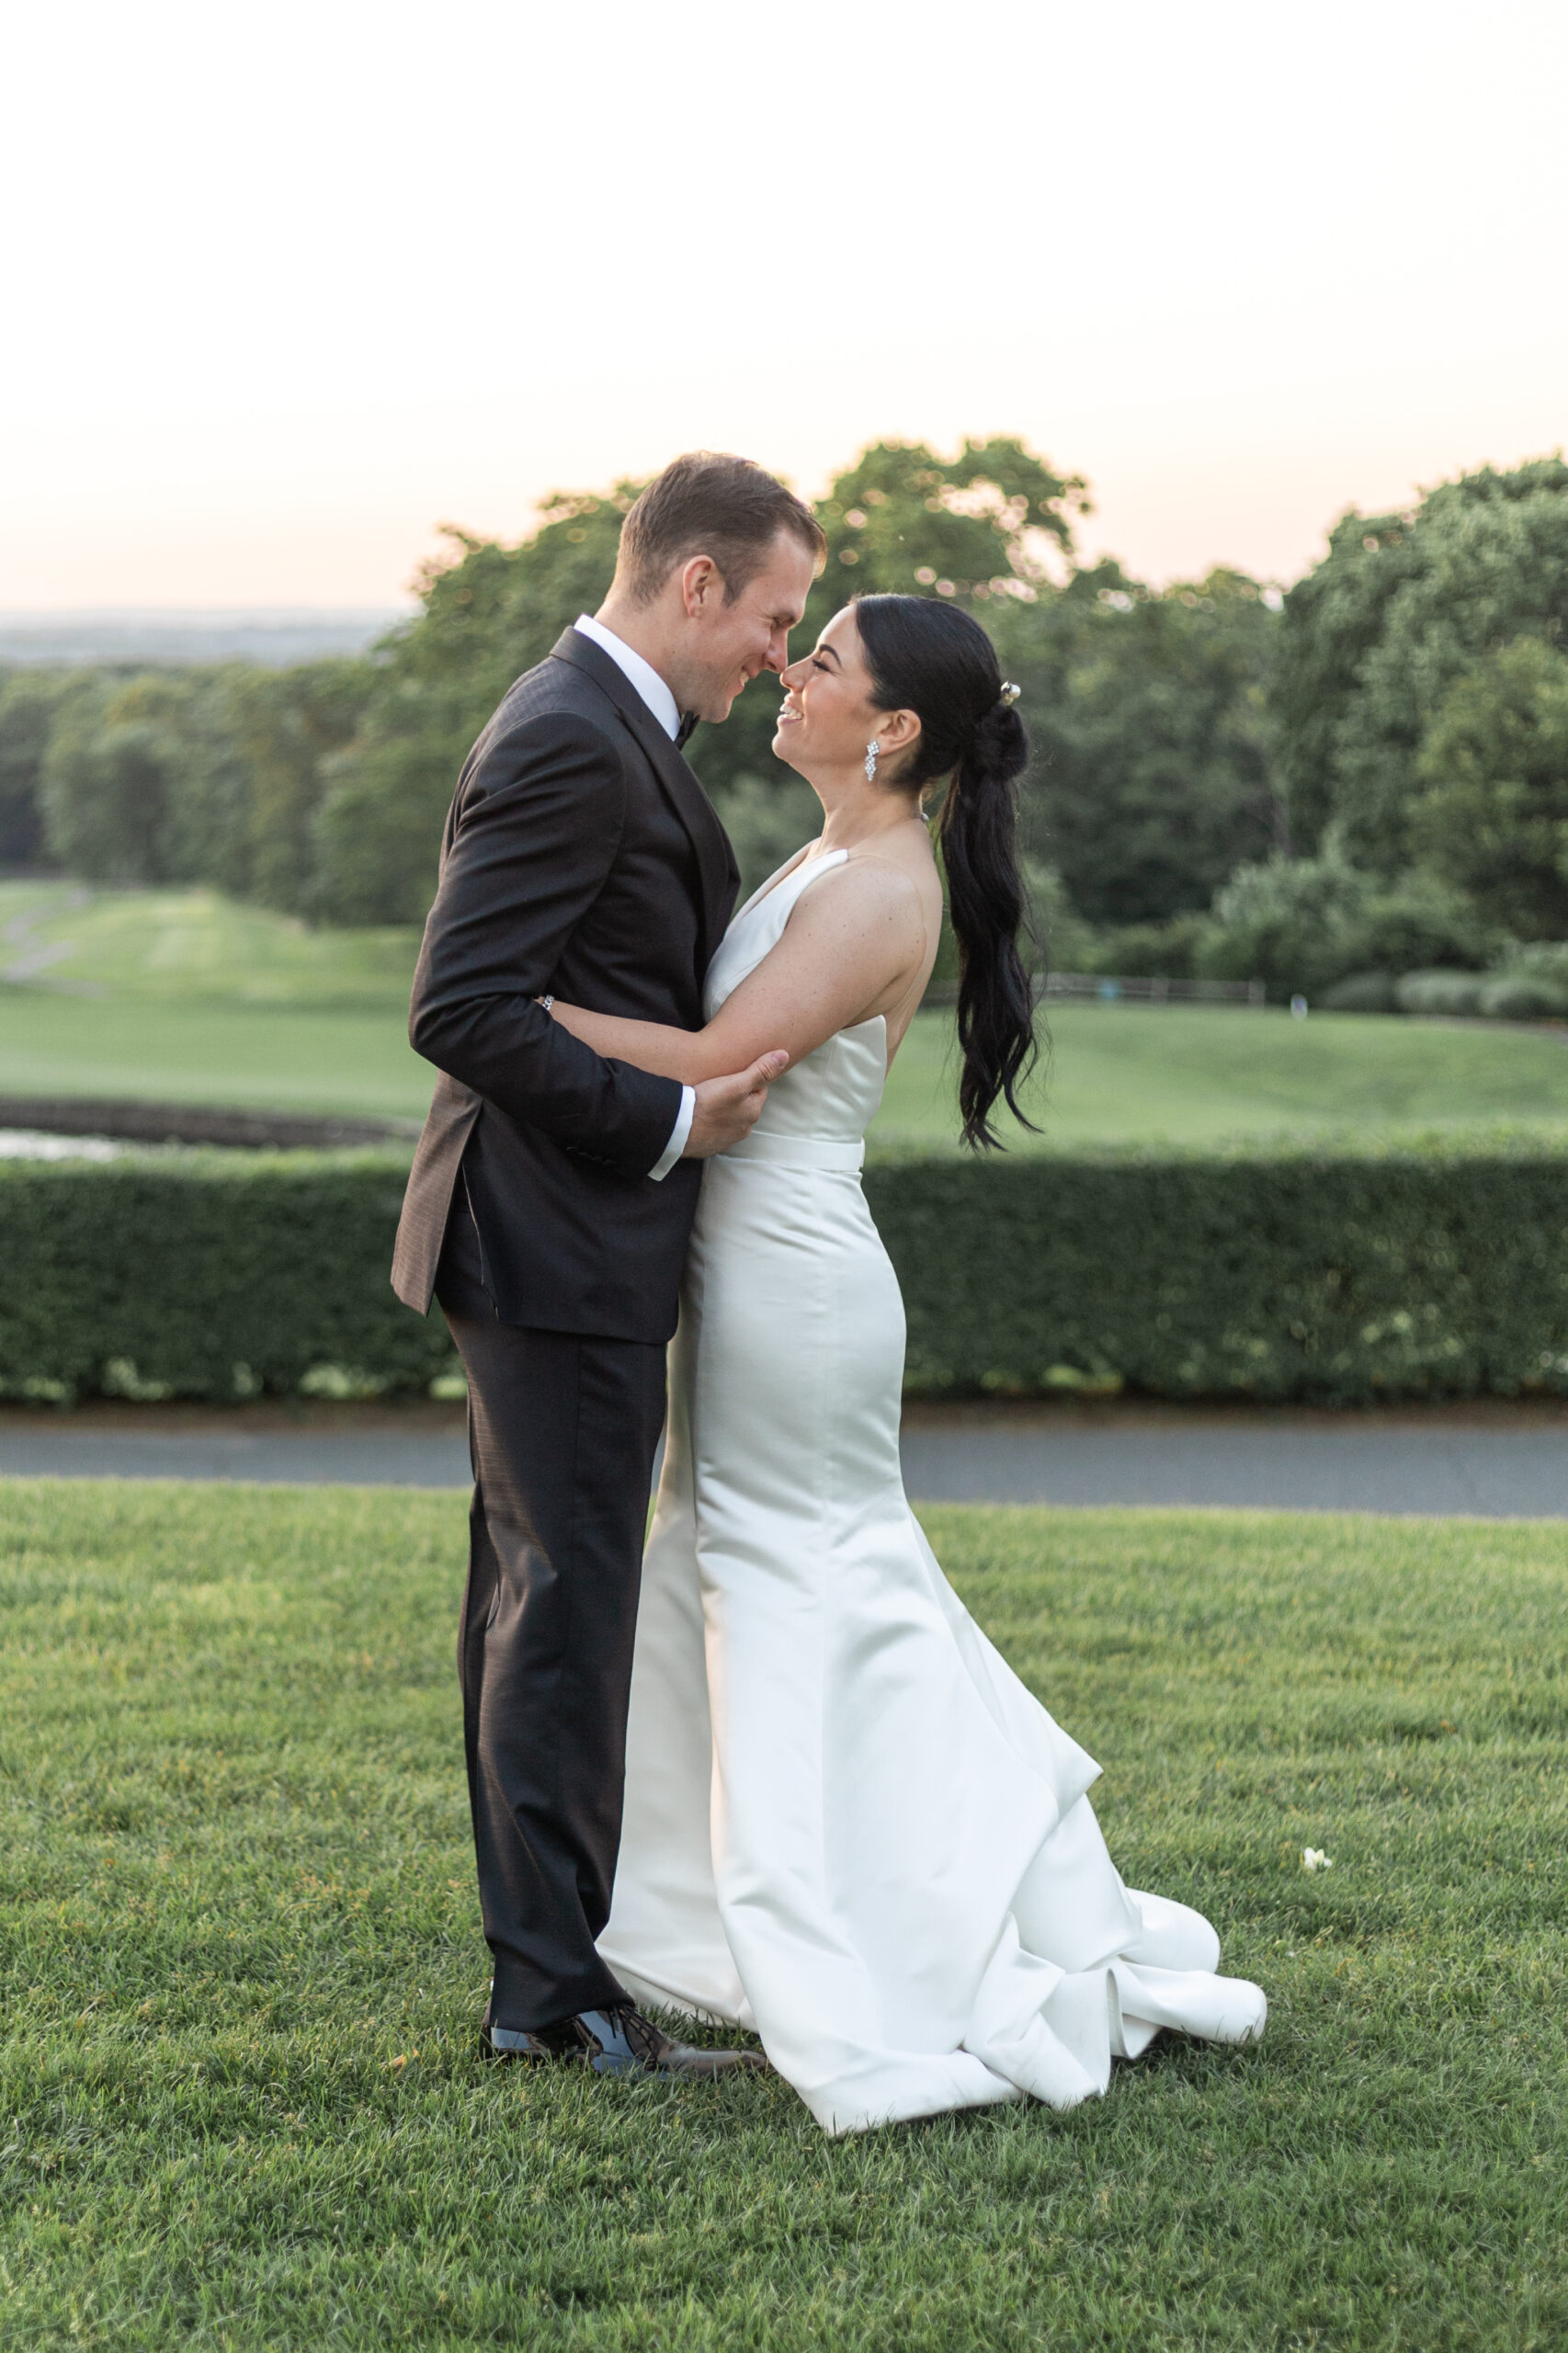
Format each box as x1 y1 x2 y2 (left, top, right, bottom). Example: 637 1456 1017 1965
1301 1847 1334 1872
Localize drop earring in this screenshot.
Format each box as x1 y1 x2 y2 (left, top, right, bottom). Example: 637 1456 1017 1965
864 741 880 782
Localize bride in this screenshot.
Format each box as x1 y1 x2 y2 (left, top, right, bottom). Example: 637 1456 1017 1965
545 592 1265 2134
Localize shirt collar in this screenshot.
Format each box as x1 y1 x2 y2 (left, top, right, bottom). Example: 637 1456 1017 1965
574 613 680 742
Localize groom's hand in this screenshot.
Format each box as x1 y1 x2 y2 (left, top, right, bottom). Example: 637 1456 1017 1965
682 1052 789 1158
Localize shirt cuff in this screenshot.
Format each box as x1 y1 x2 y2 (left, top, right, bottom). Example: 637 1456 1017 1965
648 1085 696 1181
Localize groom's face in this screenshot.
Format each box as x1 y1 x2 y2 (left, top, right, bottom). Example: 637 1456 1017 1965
683 531 817 723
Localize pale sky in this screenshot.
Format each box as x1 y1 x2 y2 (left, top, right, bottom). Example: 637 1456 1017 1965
5 0 1565 608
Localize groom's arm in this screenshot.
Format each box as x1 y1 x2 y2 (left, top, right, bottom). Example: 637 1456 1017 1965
408 708 685 1175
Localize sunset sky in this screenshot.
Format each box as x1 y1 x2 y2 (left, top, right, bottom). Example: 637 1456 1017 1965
5 0 1565 609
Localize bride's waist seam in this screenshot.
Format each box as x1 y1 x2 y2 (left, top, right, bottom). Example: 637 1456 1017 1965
716 1131 865 1173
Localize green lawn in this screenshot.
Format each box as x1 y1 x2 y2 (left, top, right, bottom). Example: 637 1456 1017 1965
3 1482 1563 2348
7 881 1568 1144
0 882 421 1009
879 1000 1568 1148
0 993 435 1120
0 884 432 1119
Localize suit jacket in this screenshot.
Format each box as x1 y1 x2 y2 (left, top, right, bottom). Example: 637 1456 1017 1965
392 627 740 1344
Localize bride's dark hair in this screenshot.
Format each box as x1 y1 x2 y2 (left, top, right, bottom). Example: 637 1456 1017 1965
852 594 1039 1149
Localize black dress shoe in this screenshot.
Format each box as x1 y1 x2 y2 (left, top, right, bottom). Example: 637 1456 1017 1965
487 2002 766 2077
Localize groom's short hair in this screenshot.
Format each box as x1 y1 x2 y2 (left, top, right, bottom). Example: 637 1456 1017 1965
617 453 825 605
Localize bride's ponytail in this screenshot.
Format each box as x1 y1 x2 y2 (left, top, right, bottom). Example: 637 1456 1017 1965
938 698 1038 1149
853 595 1040 1149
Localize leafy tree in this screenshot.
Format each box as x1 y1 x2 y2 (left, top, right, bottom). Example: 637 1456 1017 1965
1194 839 1493 996
1412 636 1568 937
988 563 1286 925
1273 457 1568 869
223 659 376 915
40 675 192 883
1194 839 1373 995
37 670 256 891
158 670 259 896
815 436 1086 601
1019 862 1101 974
0 669 94 867
1346 870 1498 977
311 498 633 922
1064 912 1211 982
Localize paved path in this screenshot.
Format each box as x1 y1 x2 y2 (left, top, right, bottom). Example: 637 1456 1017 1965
3 1408 1567 1517
897 1415 1568 1518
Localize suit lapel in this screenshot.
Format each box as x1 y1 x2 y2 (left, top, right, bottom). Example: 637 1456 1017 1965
551 629 739 972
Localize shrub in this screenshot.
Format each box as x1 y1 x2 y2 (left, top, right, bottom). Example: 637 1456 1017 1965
1353 871 1495 975
1492 939 1568 987
1395 971 1485 1016
1195 843 1370 996
1197 848 1491 1000
1476 975 1568 1020
867 1141 1568 1404
6 1140 1568 1410
1319 972 1400 1013
1067 912 1210 981
0 1151 454 1406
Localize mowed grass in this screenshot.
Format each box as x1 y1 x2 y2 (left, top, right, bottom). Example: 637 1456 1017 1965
3 1483 1564 2349
0 883 421 1010
0 885 434 1120
879 1002 1568 1149
0 992 436 1121
7 880 1568 1142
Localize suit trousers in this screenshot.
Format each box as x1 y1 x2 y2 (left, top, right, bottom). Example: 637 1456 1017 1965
435 1199 666 2029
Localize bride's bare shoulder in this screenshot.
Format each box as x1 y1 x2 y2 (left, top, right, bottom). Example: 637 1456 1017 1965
842 835 943 918
810 842 932 903
785 838 938 961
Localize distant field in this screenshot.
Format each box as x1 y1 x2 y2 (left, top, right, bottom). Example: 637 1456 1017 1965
0 881 418 1008
6 882 1568 1145
0 884 433 1118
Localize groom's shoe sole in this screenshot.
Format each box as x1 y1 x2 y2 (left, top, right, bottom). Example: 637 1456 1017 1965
483 2005 767 2077
574 2006 768 2080
483 2012 585 2063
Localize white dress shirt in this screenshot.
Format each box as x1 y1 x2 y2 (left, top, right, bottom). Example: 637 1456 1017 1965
573 614 696 1180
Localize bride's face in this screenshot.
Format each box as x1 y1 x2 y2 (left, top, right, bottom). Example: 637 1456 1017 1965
774 608 888 777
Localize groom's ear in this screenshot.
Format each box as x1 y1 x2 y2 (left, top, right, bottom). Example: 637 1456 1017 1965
678 554 724 618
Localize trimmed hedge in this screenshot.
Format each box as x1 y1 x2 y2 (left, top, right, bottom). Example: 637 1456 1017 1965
0 1150 456 1407
4 1138 1567 1407
870 1141 1568 1404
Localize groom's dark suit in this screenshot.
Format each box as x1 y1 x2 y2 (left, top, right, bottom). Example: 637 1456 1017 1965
393 626 738 2030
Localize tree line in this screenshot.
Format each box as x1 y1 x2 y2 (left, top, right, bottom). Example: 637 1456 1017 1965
4 439 1566 1003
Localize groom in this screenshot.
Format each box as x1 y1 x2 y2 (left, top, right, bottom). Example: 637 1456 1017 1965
393 453 824 2075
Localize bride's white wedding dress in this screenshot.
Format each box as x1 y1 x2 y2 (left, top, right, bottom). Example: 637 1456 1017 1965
600 850 1265 2133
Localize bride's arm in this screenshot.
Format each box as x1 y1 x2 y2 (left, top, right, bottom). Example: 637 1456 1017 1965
546 861 930 1082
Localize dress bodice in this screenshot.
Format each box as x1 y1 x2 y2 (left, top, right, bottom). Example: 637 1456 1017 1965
704 849 887 1162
